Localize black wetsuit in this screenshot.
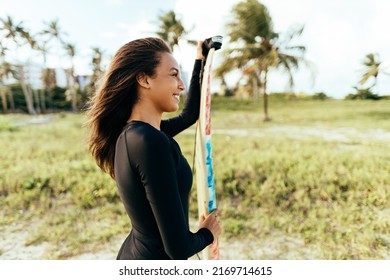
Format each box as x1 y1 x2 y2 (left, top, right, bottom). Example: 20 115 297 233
114 60 214 260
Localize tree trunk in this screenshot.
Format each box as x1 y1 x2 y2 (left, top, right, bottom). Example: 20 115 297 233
27 84 37 114
1 90 7 113
46 89 53 111
71 87 77 112
40 89 46 113
17 65 36 115
261 71 271 121
33 89 41 114
8 89 15 112
66 68 78 113
252 75 259 103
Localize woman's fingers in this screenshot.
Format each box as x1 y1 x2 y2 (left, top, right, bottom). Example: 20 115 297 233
207 209 222 238
199 209 222 239
196 40 204 60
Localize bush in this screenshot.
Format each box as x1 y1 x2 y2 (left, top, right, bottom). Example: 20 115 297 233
312 92 329 100
345 87 382 100
0 84 75 113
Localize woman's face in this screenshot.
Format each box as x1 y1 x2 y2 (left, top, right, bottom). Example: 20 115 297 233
147 52 185 113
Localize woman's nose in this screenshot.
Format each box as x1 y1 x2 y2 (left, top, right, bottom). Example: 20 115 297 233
178 79 185 91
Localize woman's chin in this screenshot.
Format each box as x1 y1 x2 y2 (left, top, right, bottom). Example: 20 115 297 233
168 104 179 112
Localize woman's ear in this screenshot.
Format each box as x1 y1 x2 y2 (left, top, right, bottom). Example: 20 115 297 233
136 73 150 89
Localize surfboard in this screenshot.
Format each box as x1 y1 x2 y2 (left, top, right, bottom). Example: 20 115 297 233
195 35 222 260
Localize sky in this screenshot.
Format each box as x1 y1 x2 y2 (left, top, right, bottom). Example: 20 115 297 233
1 0 390 98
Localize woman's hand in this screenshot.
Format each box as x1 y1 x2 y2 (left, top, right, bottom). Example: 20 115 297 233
199 209 222 240
196 41 204 60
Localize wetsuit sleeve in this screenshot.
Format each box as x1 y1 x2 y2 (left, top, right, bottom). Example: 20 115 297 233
161 59 202 137
126 129 213 259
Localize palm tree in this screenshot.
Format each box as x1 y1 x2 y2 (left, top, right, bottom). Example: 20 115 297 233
41 19 66 45
0 62 9 113
0 15 36 114
359 53 390 92
41 67 57 106
19 28 37 50
218 0 309 121
0 62 15 112
65 43 79 112
16 64 36 114
0 15 26 45
156 10 187 52
19 28 40 114
40 19 69 112
89 47 104 92
214 59 245 96
36 41 51 112
360 53 380 86
21 29 44 113
41 19 67 67
0 87 7 112
0 41 8 59
0 43 9 112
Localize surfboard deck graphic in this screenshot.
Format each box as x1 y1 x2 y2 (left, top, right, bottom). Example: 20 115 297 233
195 35 222 260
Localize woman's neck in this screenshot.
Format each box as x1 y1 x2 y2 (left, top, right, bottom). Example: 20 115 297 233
128 102 162 131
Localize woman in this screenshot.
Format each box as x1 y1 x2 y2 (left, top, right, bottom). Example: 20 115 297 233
86 37 221 260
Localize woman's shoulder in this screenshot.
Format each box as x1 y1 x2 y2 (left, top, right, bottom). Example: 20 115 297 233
121 121 169 147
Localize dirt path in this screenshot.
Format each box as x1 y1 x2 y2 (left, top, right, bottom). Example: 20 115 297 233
0 221 50 260
184 125 390 142
1 219 321 260
0 230 320 260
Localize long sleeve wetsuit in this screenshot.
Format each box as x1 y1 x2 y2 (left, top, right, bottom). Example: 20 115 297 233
114 60 214 260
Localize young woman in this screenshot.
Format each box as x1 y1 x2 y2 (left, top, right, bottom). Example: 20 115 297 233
86 37 221 260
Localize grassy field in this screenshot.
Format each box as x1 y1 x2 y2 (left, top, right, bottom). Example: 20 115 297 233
1 96 390 259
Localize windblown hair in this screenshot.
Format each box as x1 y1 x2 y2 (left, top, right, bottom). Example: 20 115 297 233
86 37 171 178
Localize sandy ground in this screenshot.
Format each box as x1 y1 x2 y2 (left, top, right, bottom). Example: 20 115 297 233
0 212 323 260
0 221 50 260
195 126 390 142
0 220 321 260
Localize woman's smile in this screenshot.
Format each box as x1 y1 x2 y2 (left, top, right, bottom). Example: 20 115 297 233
173 92 180 102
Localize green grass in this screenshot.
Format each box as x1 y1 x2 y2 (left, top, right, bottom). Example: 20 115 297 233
1 97 390 259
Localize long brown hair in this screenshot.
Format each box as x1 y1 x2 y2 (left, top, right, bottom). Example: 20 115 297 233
86 37 171 178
